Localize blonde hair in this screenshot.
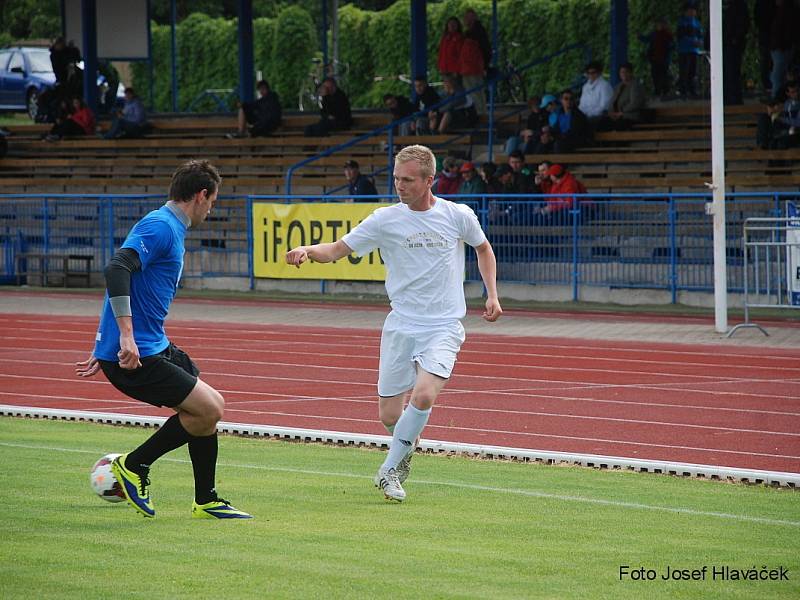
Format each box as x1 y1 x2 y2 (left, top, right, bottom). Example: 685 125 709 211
395 144 436 179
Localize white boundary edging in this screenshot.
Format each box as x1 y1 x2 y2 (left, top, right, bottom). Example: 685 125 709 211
2 404 798 488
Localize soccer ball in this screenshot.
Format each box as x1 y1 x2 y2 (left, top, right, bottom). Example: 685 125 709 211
90 453 125 503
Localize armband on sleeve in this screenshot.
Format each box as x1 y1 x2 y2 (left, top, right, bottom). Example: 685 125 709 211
104 248 142 318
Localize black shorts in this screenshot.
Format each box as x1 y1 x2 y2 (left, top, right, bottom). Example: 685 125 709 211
99 342 200 408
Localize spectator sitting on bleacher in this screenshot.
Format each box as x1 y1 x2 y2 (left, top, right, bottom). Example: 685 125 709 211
412 77 441 135
595 63 648 131
228 80 281 139
552 90 591 153
529 125 556 154
504 95 548 154
46 97 95 141
383 93 415 136
578 61 613 121
103 87 148 139
757 80 800 149
344 160 379 200
534 161 553 194
458 162 486 196
304 77 353 137
534 164 587 222
507 150 536 193
480 161 499 190
430 75 478 134
432 156 462 195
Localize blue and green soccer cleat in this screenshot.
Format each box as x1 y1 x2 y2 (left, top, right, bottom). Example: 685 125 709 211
111 454 155 518
192 498 253 519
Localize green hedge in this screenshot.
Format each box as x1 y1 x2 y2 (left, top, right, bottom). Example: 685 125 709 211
132 0 762 112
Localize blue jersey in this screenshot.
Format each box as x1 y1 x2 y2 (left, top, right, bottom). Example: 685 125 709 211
94 205 187 360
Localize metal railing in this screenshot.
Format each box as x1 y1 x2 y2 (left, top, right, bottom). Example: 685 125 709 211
285 43 592 195
727 202 800 336
1 192 795 301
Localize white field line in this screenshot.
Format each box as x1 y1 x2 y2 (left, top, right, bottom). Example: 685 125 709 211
0 438 797 528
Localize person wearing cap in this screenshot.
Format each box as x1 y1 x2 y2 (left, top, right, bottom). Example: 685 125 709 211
536 164 587 220
344 160 379 200
540 94 561 129
457 162 486 195
578 61 613 120
432 155 463 195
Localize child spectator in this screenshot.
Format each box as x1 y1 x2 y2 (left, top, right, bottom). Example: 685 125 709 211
639 17 674 98
676 2 704 99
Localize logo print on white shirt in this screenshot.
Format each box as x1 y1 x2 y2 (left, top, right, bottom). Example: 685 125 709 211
404 232 448 249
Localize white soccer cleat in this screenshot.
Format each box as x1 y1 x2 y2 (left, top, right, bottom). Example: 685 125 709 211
396 451 413 484
374 466 406 502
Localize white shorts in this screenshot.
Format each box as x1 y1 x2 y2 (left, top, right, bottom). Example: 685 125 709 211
377 311 466 398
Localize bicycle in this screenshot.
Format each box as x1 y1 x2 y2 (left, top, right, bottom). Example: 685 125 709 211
497 42 527 103
298 58 350 111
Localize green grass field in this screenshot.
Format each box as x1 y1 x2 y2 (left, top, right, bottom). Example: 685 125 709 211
1 417 798 599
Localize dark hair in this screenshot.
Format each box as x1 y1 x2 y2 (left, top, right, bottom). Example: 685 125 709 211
256 80 269 89
413 76 428 84
169 160 221 202
619 62 634 72
509 150 525 160
481 161 497 177
444 16 462 34
383 93 396 102
585 61 602 73
124 87 136 96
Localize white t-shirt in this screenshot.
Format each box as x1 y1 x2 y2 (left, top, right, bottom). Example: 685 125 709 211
342 198 486 324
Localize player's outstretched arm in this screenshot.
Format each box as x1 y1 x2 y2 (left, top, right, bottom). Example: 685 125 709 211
286 240 353 268
474 241 502 322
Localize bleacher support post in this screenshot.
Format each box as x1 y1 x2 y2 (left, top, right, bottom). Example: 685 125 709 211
609 0 628 86
238 0 255 104
410 1 427 84
80 0 99 114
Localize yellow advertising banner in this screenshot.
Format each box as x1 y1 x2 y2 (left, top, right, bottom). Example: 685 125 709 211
252 202 389 280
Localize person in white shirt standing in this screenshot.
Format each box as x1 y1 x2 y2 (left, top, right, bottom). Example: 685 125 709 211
578 61 614 121
285 144 502 502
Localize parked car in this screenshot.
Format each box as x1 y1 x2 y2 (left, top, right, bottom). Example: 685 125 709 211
0 47 54 120
0 46 124 121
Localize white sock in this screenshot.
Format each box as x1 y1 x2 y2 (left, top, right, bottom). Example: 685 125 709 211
382 403 430 471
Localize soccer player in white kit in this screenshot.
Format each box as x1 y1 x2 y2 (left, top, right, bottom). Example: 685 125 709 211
286 145 502 501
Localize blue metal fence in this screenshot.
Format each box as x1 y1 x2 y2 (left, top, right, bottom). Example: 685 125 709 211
1 192 795 300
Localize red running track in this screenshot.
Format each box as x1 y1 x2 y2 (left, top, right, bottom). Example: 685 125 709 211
1 313 799 474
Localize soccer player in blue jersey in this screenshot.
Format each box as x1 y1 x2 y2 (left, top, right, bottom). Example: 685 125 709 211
76 160 251 519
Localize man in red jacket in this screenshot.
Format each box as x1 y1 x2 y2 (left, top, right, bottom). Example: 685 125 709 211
535 164 587 224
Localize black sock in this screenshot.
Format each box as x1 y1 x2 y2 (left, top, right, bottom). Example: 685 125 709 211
189 433 218 504
125 414 192 472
